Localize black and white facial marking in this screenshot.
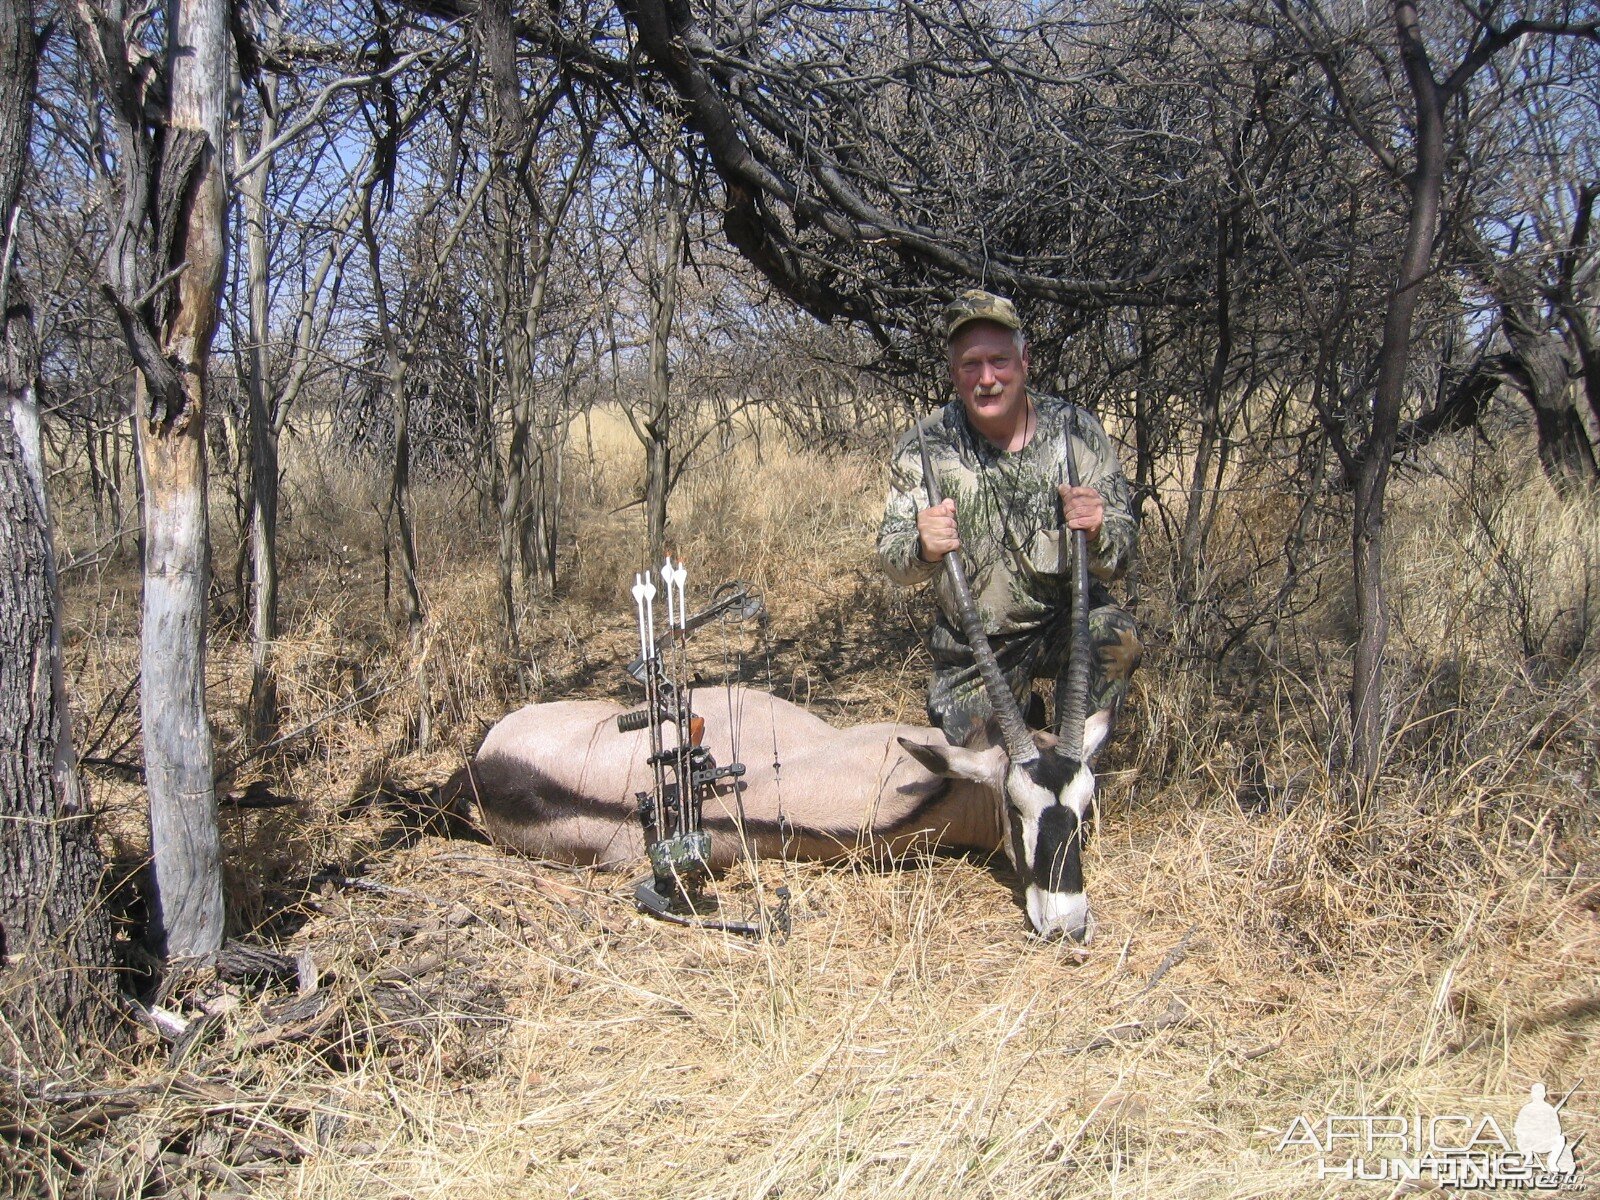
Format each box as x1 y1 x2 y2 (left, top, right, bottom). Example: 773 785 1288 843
1000 708 1112 943
1003 750 1097 943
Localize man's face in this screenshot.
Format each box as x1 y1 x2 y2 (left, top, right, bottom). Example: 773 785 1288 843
948 321 1030 428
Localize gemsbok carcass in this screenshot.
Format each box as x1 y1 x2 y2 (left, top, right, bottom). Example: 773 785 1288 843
446 683 1112 941
446 544 1113 942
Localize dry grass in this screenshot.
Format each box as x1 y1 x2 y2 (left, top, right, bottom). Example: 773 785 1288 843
10 412 1599 1199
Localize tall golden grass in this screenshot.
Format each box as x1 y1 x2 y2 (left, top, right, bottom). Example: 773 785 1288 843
18 410 1598 1199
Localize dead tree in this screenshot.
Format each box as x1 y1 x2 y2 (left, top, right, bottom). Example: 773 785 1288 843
74 0 232 956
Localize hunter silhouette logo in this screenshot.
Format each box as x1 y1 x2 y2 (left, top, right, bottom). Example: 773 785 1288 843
1514 1083 1578 1178
1276 1080 1584 1190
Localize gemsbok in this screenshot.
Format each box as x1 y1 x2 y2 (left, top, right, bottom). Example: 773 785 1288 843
446 683 1112 941
446 537 1113 942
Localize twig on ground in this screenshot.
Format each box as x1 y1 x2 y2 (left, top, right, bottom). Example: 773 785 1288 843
370 954 446 984
1126 923 1198 1005
311 871 472 918
1238 1039 1284 1061
1063 997 1190 1055
240 994 339 1053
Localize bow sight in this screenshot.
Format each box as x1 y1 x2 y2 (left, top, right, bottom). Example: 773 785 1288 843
620 563 788 938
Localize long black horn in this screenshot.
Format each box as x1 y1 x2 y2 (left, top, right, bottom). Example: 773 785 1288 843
916 418 1037 764
1057 417 1092 761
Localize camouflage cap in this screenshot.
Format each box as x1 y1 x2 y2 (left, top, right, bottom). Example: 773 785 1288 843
942 289 1022 341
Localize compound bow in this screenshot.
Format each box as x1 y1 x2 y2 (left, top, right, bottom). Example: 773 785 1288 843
621 560 789 939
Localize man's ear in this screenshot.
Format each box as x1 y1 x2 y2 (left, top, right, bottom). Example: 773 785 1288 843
897 737 1006 785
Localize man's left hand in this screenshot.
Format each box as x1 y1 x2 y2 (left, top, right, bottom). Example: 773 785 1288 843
1057 484 1104 540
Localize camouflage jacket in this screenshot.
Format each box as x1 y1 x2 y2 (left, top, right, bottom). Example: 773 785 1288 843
876 395 1137 639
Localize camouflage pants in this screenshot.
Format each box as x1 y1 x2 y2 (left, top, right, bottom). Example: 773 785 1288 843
926 597 1142 749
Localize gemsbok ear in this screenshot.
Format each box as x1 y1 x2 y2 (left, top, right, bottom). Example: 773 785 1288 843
1082 709 1113 766
897 737 1007 784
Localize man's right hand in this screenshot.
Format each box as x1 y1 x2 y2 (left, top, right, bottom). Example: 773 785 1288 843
917 498 960 562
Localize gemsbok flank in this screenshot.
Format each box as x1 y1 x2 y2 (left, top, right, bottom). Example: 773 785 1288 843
447 427 1112 941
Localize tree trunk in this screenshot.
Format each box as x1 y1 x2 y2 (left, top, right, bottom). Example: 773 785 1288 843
388 359 430 751
136 404 224 957
543 363 579 585
143 0 228 960
1465 205 1598 496
362 187 430 752
71 0 232 960
1500 317 1597 495
476 336 498 536
107 417 127 548
0 0 120 1064
546 427 564 584
246 393 281 740
496 307 534 649
528 445 547 589
86 420 108 535
1347 1 1446 801
1131 310 1156 523
236 30 283 746
236 66 355 743
1 371 121 1068
1562 301 1600 440
1177 215 1233 620
1553 186 1600 442
480 0 555 646
1394 351 1502 453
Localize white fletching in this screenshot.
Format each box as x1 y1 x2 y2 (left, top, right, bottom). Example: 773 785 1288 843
641 576 657 657
665 558 688 630
631 575 650 661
